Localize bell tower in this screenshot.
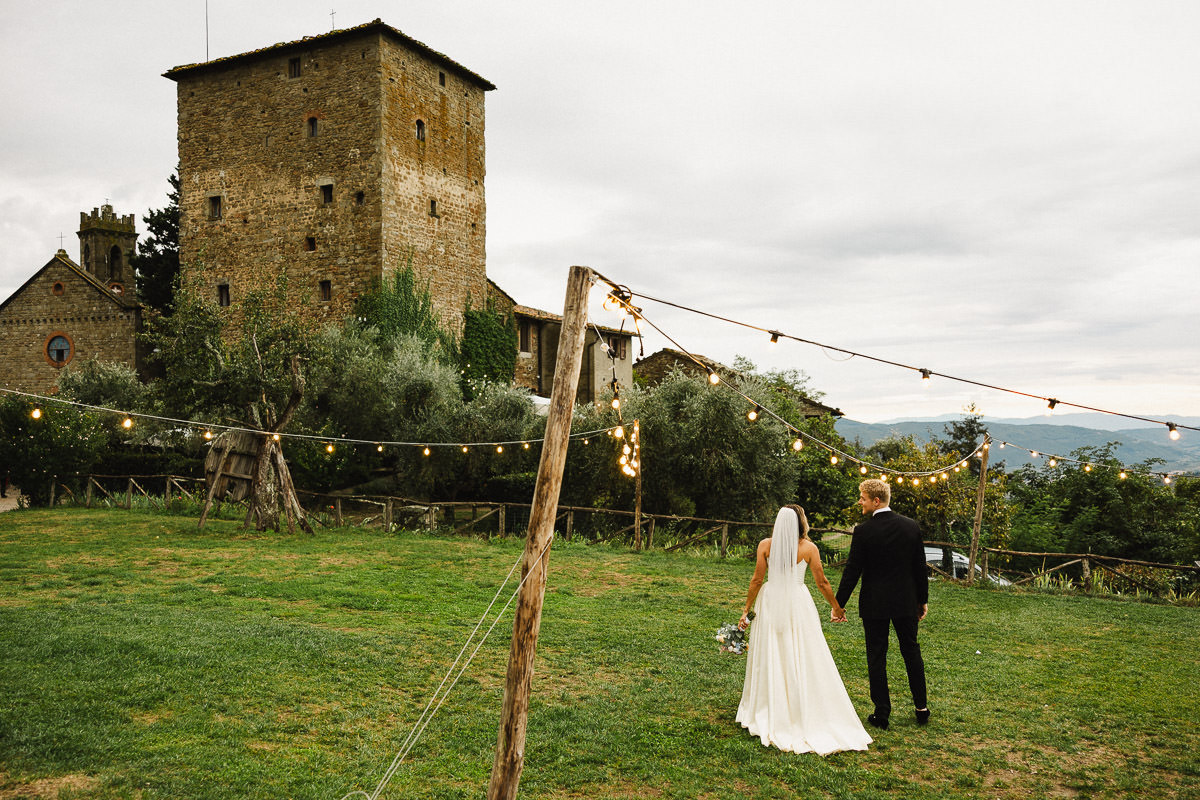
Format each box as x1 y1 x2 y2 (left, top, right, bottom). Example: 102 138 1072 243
78 203 138 290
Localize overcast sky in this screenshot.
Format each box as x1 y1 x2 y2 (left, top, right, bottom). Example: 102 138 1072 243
3 1 1198 425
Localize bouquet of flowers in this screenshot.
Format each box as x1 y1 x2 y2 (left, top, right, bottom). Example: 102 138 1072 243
715 612 754 654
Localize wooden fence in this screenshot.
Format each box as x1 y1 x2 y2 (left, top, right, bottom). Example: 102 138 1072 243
36 474 1200 594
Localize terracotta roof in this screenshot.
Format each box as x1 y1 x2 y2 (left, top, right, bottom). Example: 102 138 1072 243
164 18 496 91
512 304 634 338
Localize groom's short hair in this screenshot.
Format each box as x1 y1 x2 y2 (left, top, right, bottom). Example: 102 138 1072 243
859 478 890 505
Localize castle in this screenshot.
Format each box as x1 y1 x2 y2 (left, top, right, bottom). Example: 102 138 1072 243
0 19 632 401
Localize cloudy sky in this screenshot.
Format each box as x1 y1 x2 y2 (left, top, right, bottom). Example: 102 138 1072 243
3 1 1198 425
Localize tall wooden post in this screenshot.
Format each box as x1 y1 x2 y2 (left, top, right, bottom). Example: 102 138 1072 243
967 436 990 583
488 265 593 800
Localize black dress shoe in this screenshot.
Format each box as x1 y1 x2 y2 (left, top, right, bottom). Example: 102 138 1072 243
915 708 931 725
866 713 889 730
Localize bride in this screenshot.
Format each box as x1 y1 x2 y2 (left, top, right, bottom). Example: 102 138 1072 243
736 504 872 754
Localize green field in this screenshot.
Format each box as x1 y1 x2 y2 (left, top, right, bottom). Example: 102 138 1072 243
1 508 1198 799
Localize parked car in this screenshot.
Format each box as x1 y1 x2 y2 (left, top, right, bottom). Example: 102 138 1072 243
924 546 1012 586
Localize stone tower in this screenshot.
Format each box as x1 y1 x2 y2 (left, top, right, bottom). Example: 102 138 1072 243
164 19 495 332
77 204 138 292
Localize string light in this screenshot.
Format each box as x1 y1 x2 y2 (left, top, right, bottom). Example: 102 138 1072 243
792 439 803 451
496 445 503 454
122 417 133 430
920 368 932 387
860 465 868 474
423 447 431 456
523 442 530 449
462 446 469 453
1119 471 1127 480
611 398 621 410
1045 399 1058 416
747 406 760 422
325 443 335 454
707 369 720 385
1048 458 1057 467
1084 464 1092 472
204 430 214 440
1168 423 1181 441
31 407 42 420
376 444 383 452
1164 475 1172 485
769 331 780 345
830 455 838 465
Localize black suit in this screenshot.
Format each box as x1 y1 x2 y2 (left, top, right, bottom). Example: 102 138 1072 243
835 509 929 720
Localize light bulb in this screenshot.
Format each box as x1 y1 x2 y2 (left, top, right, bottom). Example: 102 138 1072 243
326 443 335 453
31 407 42 419
623 444 631 455
376 444 383 452
1168 423 1180 441
860 466 868 474
1164 475 1172 485
583 439 589 445
462 446 469 453
792 439 803 451
941 473 948 480
920 368 931 387
122 417 133 429
830 455 838 465
708 370 720 385
1119 471 1127 480
1046 399 1058 416
1049 458 1057 467
204 430 213 440
272 433 280 441
747 407 758 422
615 426 625 438
1084 464 1091 472
423 447 431 456
611 398 620 410
769 331 780 345
1031 451 1039 458
523 442 530 449
496 445 503 453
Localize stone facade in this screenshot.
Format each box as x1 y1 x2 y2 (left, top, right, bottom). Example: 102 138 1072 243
78 205 138 291
165 19 493 333
511 303 635 404
0 251 141 394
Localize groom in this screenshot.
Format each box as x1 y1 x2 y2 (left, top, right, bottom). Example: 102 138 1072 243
833 478 930 730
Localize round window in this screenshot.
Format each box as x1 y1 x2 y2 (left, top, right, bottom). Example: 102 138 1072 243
51 282 65 296
45 333 73 366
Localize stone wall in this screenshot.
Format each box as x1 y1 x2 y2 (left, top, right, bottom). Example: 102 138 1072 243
0 255 140 394
170 22 489 333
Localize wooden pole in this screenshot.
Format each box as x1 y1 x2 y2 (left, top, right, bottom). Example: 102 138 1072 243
488 265 593 800
334 497 343 527
967 436 990 583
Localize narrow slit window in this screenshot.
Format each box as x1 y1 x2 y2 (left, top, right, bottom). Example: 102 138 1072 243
439 71 446 86
429 199 438 218
319 280 332 302
208 196 222 220
321 184 333 204
288 57 301 78
307 117 318 137
217 284 230 307
355 191 365 205
305 237 316 251
519 320 532 354
416 119 426 142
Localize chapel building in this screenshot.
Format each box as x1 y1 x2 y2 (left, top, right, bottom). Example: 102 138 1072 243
0 205 141 394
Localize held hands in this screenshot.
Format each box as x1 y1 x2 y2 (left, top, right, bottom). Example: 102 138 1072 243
830 605 848 623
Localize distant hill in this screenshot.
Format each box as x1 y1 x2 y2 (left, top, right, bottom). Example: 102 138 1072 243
835 417 1200 473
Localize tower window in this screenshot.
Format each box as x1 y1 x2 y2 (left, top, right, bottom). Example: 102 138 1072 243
45 333 73 366
217 284 230 307
208 196 223 220
51 282 65 296
416 119 426 142
355 191 365 205
288 57 301 78
319 280 332 302
305 237 316 251
320 183 334 204
439 71 446 86
429 199 439 218
307 117 319 137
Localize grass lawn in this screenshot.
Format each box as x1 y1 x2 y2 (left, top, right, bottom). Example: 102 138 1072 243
1 508 1198 799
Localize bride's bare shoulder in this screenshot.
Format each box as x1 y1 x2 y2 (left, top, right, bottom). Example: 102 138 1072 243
759 537 772 555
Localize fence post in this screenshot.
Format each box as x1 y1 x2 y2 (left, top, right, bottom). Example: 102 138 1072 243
1081 556 1091 589
49 481 56 507
647 517 656 550
334 498 343 527
499 504 506 538
426 504 437 531
982 551 989 583
720 523 729 559
126 479 134 509
85 479 93 508
566 510 574 542
967 436 990 583
384 498 393 533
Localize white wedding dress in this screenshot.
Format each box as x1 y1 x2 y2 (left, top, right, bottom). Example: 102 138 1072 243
736 517 872 755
